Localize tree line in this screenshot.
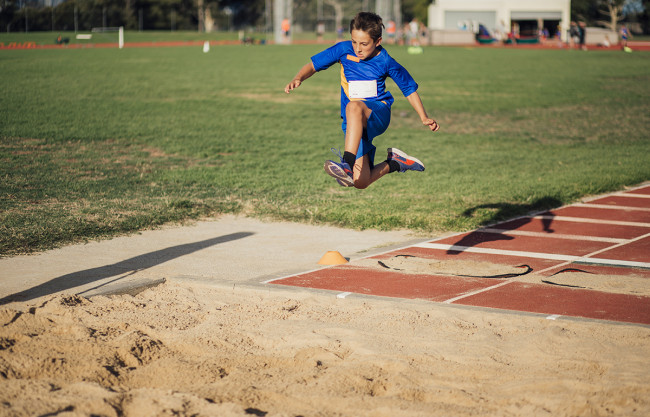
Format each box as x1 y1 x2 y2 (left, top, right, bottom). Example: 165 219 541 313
0 0 266 32
1 0 648 34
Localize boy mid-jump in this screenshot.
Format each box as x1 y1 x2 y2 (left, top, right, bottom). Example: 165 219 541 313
284 12 439 189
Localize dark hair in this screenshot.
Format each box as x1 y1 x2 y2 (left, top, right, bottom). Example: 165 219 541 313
349 12 384 41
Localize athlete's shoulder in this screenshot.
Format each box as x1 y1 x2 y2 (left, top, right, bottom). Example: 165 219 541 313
377 46 399 64
332 40 353 54
312 40 353 70
323 40 351 51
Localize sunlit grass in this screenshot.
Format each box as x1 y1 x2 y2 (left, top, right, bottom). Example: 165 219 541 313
1 39 649 255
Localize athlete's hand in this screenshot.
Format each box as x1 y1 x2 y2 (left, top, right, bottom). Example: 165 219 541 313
284 79 302 94
423 118 440 132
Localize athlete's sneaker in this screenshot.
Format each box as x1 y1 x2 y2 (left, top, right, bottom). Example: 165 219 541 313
324 160 354 187
324 148 354 187
387 148 425 172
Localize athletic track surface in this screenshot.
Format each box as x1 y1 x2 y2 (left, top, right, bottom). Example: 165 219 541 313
269 184 650 326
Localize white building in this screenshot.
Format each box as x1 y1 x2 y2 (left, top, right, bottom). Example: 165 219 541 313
428 0 571 40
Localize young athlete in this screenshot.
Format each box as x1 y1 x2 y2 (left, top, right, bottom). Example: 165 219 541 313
284 12 439 189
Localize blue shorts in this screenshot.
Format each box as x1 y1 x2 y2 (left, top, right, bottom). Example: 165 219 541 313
342 100 391 166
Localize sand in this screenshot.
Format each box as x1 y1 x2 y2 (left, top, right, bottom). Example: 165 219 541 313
362 255 650 296
1 279 649 417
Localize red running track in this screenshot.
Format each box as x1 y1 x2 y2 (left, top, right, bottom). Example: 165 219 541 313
269 184 650 326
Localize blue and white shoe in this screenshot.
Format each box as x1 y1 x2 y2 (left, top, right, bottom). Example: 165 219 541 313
324 148 354 187
387 148 425 172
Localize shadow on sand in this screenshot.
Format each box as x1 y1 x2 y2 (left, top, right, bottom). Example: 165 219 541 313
1 232 254 305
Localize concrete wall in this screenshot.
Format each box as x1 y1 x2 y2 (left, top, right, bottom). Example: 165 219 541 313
585 27 619 46
428 0 570 41
428 29 476 45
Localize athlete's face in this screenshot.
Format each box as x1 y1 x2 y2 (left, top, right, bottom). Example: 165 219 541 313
350 29 382 60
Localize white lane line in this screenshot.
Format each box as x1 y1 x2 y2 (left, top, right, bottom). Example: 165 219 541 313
570 203 650 212
571 232 650 262
415 243 650 269
442 280 513 304
533 215 650 227
479 228 627 244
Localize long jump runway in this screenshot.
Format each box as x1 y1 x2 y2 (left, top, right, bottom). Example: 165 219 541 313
268 184 650 326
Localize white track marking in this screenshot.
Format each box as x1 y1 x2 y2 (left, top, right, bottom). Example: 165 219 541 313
570 203 650 212
532 215 650 227
478 228 627 244
432 229 650 303
442 280 513 304
415 243 650 270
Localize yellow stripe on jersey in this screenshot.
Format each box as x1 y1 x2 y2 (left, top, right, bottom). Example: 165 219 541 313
340 62 363 101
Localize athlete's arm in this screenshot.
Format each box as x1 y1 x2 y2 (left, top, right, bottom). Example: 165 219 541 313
284 62 317 93
406 91 439 132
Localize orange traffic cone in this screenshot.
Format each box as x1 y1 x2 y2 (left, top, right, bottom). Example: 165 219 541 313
318 251 348 265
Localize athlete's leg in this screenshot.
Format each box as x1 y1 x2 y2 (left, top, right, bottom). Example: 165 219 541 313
353 156 390 189
344 101 372 156
344 101 393 189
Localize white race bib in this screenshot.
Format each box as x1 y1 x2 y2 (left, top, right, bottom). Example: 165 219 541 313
348 80 378 99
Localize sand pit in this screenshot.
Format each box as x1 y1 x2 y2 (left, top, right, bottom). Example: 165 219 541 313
360 255 650 296
361 256 532 278
1 282 649 416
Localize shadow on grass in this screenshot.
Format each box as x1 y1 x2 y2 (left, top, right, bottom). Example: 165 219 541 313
0 232 254 305
447 197 562 254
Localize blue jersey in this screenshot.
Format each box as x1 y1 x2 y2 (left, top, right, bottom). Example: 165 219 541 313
311 41 418 121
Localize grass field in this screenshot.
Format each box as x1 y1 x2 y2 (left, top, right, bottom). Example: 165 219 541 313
1 33 649 255
0 30 333 47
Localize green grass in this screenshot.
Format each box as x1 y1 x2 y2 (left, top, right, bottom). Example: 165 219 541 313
0 29 338 47
1 37 649 256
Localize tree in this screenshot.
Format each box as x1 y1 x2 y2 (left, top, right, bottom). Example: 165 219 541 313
197 0 204 32
641 0 650 33
598 0 626 29
401 0 429 24
324 0 343 32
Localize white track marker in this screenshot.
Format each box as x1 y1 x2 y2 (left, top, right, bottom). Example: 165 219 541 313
416 242 650 269
571 203 650 213
479 228 627 244
533 215 650 227
442 280 512 304
616 193 650 199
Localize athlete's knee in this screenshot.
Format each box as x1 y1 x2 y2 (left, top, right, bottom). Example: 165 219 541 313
353 178 370 189
345 101 366 117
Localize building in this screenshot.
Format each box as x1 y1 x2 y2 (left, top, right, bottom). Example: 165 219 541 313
428 0 571 42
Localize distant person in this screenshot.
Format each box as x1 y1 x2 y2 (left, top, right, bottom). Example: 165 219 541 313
556 25 563 48
578 21 587 51
55 34 69 45
419 21 429 46
620 24 630 49
284 12 439 189
281 18 291 42
569 21 579 49
408 19 420 46
386 20 396 44
601 35 611 48
317 20 325 42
